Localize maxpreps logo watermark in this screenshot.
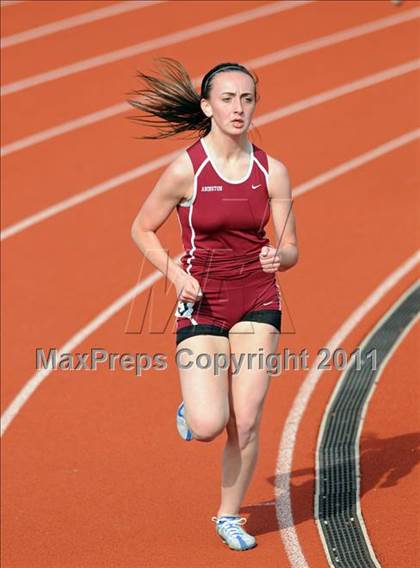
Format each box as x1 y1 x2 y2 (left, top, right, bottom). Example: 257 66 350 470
36 347 377 378
36 348 167 377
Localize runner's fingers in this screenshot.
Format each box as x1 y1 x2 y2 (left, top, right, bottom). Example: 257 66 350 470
260 255 281 266
180 283 202 302
190 279 203 300
180 290 195 302
261 257 281 272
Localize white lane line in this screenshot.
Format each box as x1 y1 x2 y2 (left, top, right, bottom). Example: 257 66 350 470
293 129 420 198
1 1 164 48
274 253 420 568
2 60 418 241
254 58 420 128
1 137 417 436
0 257 181 437
0 1 312 96
1 1 24 6
0 150 182 240
2 8 418 156
1 102 128 156
246 7 420 70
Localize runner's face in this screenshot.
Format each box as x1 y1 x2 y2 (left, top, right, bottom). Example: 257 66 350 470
203 71 256 135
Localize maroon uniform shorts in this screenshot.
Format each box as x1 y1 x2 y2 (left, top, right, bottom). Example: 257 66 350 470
175 269 282 346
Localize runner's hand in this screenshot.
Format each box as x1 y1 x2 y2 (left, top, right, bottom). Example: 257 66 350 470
174 270 203 302
259 245 282 273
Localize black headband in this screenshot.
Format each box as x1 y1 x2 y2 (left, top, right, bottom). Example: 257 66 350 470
201 64 253 96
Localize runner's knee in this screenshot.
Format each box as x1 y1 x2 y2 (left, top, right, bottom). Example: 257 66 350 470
188 415 228 442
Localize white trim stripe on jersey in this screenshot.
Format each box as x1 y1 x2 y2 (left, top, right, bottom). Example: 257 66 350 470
254 155 269 187
175 155 209 327
253 155 269 177
185 157 209 277
200 137 254 184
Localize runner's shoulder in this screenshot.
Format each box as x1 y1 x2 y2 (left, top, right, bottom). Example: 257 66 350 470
266 155 291 199
157 149 194 201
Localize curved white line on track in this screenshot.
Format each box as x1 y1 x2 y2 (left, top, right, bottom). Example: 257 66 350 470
254 58 420 126
0 0 24 6
0 256 180 437
1 101 127 157
1 150 183 240
2 8 418 156
1 137 418 437
274 253 420 568
1 1 164 48
0 0 312 96
2 60 419 241
293 129 420 198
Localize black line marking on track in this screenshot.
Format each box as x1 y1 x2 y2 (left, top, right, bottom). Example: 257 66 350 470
315 281 419 568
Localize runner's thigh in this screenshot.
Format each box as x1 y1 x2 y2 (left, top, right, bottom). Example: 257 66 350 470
228 321 280 421
176 334 231 431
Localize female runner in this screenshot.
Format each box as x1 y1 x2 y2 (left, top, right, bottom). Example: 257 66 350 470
130 58 298 551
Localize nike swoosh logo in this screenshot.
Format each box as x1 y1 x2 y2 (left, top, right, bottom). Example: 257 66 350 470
263 301 272 306
252 184 261 189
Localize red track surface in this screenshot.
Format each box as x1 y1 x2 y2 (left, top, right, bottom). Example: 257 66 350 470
1 1 419 567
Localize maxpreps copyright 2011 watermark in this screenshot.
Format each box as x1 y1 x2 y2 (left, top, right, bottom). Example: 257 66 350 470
35 347 377 377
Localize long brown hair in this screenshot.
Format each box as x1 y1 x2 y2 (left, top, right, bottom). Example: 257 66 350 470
127 58 258 140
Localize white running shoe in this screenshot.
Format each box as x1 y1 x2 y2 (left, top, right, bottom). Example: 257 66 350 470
176 401 193 441
211 515 257 551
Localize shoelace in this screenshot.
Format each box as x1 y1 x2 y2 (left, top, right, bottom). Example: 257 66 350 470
211 516 248 538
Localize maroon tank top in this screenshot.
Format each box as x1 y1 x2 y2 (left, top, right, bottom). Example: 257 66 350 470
176 137 271 280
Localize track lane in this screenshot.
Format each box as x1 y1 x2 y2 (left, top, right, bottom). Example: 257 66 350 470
1 142 417 568
359 323 419 567
287 265 418 568
1 1 164 49
0 0 406 143
0 1 116 36
0 0 266 83
1 70 418 414
0 1 311 97
2 7 418 158
2 18 419 229
1 3 418 566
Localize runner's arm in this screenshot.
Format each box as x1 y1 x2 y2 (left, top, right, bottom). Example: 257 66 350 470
131 151 194 284
267 156 299 271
